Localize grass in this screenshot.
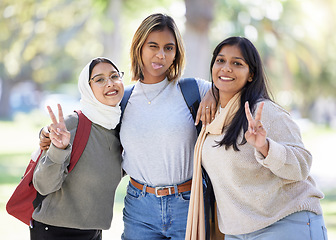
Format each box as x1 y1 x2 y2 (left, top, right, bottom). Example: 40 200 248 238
322 191 336 238
1 112 336 239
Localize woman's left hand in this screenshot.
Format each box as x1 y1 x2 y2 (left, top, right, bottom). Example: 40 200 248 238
244 101 269 157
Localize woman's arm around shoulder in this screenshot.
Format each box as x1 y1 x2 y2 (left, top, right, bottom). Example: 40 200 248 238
194 78 217 125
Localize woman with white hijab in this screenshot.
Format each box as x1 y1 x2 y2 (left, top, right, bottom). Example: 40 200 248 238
31 57 124 240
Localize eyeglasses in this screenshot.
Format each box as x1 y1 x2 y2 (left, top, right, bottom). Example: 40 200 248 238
89 72 124 87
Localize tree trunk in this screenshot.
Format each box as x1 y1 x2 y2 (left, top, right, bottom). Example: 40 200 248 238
183 0 214 81
103 0 122 66
0 78 13 119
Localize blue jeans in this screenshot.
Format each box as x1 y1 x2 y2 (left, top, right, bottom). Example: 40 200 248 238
225 211 328 240
121 179 191 240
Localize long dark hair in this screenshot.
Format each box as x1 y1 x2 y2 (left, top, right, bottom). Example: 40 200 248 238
210 36 272 151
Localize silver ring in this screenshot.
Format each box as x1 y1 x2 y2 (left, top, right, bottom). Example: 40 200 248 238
205 106 209 109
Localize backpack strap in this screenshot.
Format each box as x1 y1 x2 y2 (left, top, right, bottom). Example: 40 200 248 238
119 80 202 135
179 78 215 240
120 84 135 121
68 110 92 172
178 78 202 135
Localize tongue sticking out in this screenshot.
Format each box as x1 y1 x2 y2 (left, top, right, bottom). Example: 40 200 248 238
152 63 163 70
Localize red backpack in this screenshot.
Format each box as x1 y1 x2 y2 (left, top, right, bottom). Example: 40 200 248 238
6 110 92 226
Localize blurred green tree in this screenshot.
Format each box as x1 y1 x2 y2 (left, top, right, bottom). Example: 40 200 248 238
0 0 173 119
210 0 336 116
0 0 124 118
1 0 335 120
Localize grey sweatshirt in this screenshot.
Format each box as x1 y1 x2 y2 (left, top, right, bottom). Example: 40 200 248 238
32 113 122 230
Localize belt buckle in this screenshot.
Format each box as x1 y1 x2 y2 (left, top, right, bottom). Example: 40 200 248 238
155 185 173 197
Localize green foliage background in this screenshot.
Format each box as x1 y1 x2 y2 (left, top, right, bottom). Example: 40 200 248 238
1 0 336 239
1 0 336 118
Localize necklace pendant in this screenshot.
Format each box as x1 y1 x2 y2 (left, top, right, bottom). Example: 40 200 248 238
140 81 169 106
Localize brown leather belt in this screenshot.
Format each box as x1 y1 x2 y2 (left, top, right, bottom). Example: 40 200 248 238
130 178 192 197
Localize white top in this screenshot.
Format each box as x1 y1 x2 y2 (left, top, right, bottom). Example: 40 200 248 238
120 78 211 186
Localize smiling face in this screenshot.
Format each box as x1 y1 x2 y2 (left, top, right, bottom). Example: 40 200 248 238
212 45 252 107
140 27 176 84
89 62 124 107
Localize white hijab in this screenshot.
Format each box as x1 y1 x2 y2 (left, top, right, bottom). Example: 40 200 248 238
78 58 121 130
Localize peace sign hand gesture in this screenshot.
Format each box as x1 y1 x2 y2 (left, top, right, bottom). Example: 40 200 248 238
47 104 70 150
244 101 269 157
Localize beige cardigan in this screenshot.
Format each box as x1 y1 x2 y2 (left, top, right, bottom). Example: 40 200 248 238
203 100 323 235
186 97 324 237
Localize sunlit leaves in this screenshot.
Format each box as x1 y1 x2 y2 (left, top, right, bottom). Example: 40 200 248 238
213 0 335 113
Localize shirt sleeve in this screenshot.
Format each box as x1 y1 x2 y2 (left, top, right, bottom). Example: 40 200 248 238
33 114 78 195
254 101 312 182
195 78 211 99
33 144 72 195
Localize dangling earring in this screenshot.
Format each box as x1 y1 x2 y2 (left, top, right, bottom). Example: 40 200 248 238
248 77 253 82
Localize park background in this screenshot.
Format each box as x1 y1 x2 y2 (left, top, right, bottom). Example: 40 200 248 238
1 0 336 239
